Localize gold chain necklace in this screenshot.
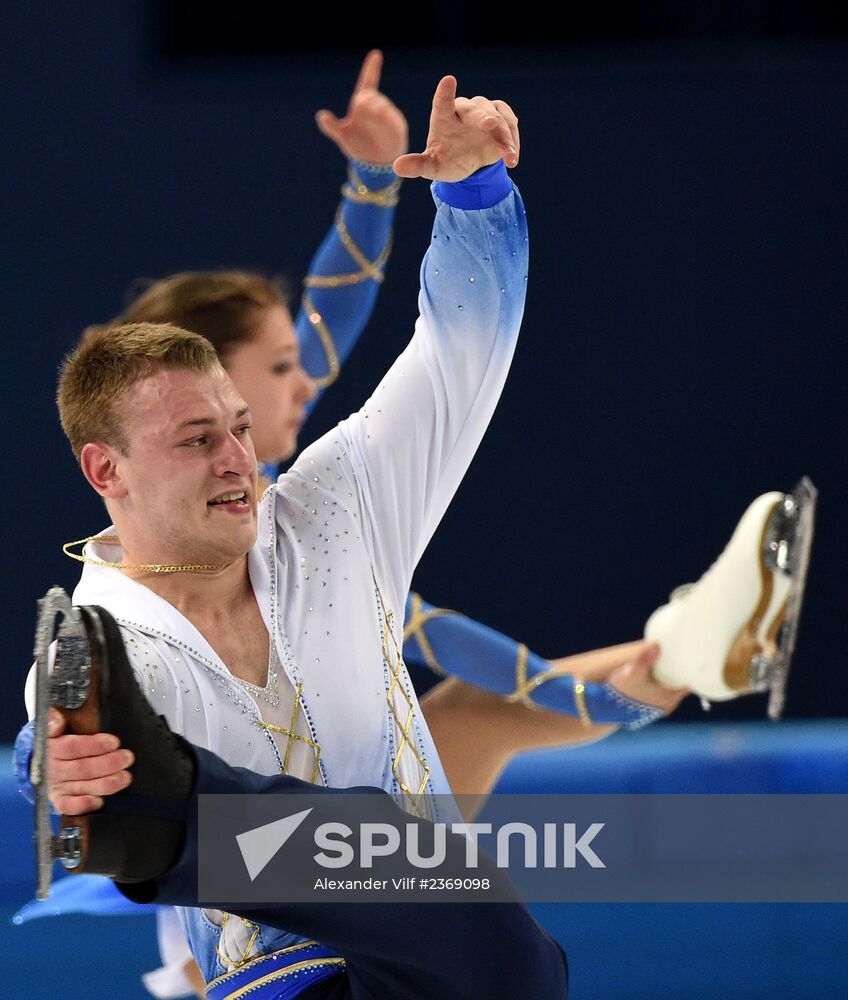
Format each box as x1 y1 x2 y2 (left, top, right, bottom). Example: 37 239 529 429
62 535 228 574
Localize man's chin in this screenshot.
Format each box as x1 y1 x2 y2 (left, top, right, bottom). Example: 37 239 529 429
227 519 258 552
206 517 258 562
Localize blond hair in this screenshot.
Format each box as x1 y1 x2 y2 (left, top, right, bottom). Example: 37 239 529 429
58 321 220 459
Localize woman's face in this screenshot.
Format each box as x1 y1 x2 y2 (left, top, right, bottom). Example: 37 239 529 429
224 304 317 464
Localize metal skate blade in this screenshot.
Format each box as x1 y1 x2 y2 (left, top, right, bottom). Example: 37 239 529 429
32 587 90 900
766 477 818 720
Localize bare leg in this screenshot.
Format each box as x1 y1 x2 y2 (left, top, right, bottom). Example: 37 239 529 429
422 675 616 814
183 958 206 999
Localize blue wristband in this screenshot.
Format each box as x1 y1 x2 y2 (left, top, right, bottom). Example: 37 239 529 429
435 161 512 210
593 684 666 730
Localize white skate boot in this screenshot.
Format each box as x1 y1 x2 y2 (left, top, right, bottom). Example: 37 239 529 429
644 477 817 719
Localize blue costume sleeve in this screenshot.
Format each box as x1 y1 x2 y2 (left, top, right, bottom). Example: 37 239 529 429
13 719 35 804
258 162 400 486
296 159 400 416
13 873 159 924
402 592 663 729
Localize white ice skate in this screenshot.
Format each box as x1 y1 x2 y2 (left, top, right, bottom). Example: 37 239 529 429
644 477 817 719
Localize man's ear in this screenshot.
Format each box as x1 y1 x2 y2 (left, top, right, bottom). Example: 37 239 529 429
79 442 128 499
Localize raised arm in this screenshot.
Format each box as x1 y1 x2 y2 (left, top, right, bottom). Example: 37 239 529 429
299 76 526 601
297 49 407 412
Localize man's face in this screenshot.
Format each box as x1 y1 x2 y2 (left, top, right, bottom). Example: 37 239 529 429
108 364 260 566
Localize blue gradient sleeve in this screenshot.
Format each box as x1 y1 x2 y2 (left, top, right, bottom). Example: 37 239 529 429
402 593 664 729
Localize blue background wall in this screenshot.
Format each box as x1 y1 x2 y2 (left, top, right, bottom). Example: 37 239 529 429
2 4 845 740
2 4 847 735
2 3 847 996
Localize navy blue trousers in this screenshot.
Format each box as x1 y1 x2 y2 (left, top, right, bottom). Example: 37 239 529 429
121 742 569 1000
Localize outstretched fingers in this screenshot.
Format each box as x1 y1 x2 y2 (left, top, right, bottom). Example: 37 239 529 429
493 98 519 164
392 76 458 176
316 47 406 162
430 74 459 117
392 151 430 179
455 96 519 166
316 49 382 140
394 76 520 181
353 48 383 95
315 107 343 142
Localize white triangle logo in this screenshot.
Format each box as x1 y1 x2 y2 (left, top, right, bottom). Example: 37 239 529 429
236 808 314 881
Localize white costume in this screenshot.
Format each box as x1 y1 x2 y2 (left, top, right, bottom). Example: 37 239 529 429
27 166 529 987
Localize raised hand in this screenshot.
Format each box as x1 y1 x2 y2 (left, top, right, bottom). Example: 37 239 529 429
393 75 519 183
315 48 408 165
608 643 690 716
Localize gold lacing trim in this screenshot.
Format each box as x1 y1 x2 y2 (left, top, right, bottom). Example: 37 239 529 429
215 957 347 999
573 681 593 728
404 595 595 729
375 586 430 818
303 206 392 289
214 914 261 972
255 682 322 784
505 646 591 722
342 182 400 206
206 939 325 990
505 643 540 708
62 535 227 574
401 592 462 677
342 163 401 206
300 191 395 385
300 291 340 389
